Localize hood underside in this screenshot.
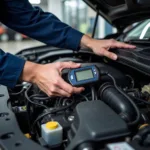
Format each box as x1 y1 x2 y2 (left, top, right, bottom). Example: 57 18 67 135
83 0 150 31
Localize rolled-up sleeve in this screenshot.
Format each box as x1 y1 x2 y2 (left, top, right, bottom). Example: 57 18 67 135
1 0 84 50
0 49 25 88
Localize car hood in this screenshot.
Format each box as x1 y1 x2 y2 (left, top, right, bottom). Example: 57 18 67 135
83 0 150 31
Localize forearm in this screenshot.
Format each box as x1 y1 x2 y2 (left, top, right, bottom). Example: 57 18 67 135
0 50 25 88
80 35 93 49
20 61 42 83
2 0 83 50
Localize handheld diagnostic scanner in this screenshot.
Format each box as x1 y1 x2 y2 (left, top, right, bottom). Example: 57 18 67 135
68 65 99 87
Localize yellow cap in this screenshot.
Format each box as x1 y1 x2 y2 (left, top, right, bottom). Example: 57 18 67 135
25 133 31 139
46 121 58 130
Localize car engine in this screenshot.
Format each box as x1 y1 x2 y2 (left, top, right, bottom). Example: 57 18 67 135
4 47 150 150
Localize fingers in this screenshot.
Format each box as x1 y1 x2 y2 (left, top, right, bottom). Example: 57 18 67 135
102 48 117 60
42 83 84 97
60 61 81 71
109 39 136 49
50 86 84 97
37 77 84 97
115 41 136 49
35 62 85 98
51 87 71 97
73 87 85 94
57 76 84 94
98 39 136 60
52 62 84 97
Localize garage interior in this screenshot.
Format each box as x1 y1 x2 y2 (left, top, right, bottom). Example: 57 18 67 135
0 0 115 54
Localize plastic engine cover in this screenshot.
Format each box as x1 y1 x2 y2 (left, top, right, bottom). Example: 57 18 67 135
67 101 130 150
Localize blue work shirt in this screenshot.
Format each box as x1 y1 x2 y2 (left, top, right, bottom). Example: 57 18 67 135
0 0 83 88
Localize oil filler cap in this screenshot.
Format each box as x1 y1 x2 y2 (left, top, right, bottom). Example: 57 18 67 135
46 121 58 130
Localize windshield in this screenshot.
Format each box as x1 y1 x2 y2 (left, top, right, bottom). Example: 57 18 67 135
124 19 150 41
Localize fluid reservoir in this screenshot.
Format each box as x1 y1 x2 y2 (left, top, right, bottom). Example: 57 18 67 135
142 84 150 94
41 121 63 147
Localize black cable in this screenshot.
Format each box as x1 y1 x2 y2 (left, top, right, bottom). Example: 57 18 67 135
29 94 48 98
95 92 98 100
91 86 95 101
29 94 45 97
130 95 150 105
10 88 25 96
94 87 98 100
25 85 48 109
31 99 75 132
107 73 141 127
85 92 92 97
78 94 89 101
57 97 64 107
91 86 98 101
26 100 32 133
30 96 51 101
126 89 138 93
126 74 135 89
16 84 24 87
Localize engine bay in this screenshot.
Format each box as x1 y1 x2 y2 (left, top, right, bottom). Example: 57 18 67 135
1 48 150 150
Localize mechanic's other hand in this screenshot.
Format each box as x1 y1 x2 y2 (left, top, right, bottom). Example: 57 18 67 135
21 61 84 97
81 35 136 60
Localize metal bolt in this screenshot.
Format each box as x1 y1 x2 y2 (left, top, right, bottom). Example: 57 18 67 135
68 116 74 122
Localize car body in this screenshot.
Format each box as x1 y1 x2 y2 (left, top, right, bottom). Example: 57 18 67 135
1 0 150 150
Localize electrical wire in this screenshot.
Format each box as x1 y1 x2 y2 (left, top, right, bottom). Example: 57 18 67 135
25 85 48 109
10 88 24 96
91 86 95 101
85 92 92 97
29 94 46 97
130 95 150 105
91 86 98 100
57 97 64 107
57 93 90 107
30 96 51 101
31 99 75 132
15 84 24 87
95 93 98 100
126 74 135 89
126 89 138 93
78 94 89 101
107 73 141 127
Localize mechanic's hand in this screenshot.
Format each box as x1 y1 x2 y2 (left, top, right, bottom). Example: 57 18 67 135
21 61 84 97
80 35 136 60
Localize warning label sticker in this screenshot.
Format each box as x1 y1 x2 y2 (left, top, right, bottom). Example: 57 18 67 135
107 142 135 150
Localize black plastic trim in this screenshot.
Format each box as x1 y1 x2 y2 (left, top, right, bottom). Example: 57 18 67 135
111 47 150 76
0 85 46 150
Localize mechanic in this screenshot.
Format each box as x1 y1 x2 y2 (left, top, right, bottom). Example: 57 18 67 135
0 0 136 97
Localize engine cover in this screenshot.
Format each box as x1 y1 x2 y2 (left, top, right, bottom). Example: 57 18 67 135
67 101 130 150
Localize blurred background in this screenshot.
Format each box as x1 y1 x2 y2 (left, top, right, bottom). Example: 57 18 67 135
0 0 117 54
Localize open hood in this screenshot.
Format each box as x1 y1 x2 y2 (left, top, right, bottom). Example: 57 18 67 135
83 0 150 31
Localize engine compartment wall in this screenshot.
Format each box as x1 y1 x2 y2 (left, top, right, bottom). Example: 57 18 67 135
0 85 46 150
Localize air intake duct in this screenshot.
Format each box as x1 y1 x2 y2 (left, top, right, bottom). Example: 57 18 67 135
99 83 138 124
